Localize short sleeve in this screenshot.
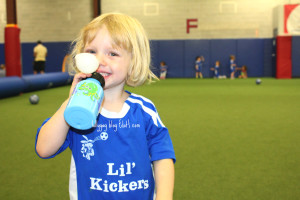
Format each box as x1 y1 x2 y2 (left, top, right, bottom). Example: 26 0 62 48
145 111 176 163
35 118 72 159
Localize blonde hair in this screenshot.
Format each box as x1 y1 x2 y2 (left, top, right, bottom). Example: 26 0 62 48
69 13 158 87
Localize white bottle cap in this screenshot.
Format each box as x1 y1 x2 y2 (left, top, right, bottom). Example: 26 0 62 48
75 53 99 74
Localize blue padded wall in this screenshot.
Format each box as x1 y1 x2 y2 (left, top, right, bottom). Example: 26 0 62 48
0 44 4 65
237 39 264 77
149 40 160 77
151 39 271 78
184 40 210 78
1 38 282 78
21 43 36 74
45 42 71 72
156 40 185 78
292 36 300 77
263 39 276 77
210 39 237 77
21 42 71 75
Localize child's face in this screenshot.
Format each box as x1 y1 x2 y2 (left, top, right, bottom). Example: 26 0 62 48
84 26 131 91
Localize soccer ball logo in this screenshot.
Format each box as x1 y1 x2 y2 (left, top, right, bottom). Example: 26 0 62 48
80 132 109 160
100 132 108 141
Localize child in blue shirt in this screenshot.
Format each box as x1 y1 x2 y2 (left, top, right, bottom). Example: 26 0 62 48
159 61 168 79
35 13 175 200
195 56 204 78
210 60 220 79
230 55 237 79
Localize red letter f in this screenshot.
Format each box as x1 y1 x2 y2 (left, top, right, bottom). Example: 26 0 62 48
186 19 198 34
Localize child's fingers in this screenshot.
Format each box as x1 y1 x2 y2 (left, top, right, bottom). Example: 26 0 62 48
69 73 92 97
73 73 92 83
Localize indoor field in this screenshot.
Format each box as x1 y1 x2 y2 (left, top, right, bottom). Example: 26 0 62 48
0 78 299 200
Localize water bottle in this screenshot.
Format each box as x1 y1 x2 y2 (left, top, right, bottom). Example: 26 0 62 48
64 73 105 130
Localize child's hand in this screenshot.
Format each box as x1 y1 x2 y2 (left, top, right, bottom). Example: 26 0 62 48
69 73 92 97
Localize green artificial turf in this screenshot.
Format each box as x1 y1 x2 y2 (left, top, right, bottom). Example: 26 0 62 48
0 78 299 199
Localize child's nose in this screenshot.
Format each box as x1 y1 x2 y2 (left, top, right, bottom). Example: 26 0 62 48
95 53 107 68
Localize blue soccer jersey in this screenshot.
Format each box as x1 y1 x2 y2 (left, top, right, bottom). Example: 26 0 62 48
195 60 203 72
214 65 219 78
35 92 176 200
230 60 236 72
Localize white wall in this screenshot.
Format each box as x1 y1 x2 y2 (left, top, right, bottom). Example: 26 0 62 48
0 0 300 43
0 0 93 42
102 0 300 39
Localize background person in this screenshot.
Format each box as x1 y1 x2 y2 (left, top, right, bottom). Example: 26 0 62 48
229 55 237 79
0 64 6 77
33 40 47 74
210 60 220 79
160 61 168 79
195 56 204 78
237 65 248 79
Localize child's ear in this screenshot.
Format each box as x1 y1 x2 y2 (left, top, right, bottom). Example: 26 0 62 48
126 64 133 82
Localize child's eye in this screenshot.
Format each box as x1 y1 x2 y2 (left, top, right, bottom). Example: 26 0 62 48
109 52 119 57
84 49 96 54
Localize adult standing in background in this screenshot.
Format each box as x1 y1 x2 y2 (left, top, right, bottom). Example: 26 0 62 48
33 40 47 74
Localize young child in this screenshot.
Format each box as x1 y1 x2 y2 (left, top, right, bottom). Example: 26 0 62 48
0 64 5 77
35 13 175 200
159 61 168 79
195 56 204 78
210 60 220 79
237 65 248 79
229 55 237 79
